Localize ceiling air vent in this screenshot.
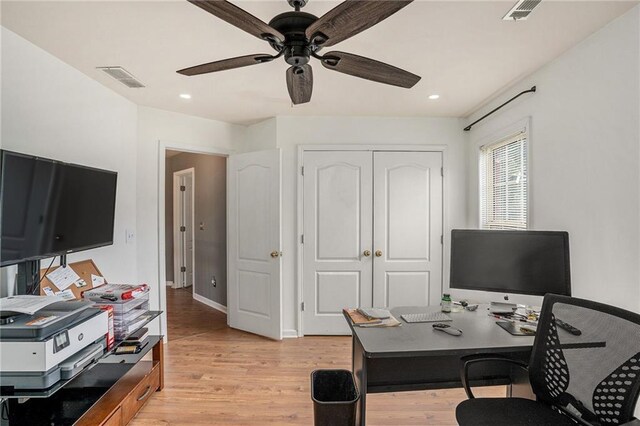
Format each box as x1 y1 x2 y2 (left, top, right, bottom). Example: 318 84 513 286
97 66 145 88
502 0 542 21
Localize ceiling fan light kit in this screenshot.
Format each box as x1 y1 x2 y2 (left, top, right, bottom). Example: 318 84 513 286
177 0 421 105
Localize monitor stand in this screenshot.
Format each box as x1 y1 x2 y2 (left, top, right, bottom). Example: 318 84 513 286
16 259 41 295
490 301 517 309
490 301 517 314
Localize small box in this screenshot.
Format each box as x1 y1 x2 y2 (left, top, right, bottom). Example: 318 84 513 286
91 293 149 314
97 305 115 350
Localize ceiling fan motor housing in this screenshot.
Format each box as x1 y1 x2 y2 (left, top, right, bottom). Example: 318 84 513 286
268 11 318 66
287 0 308 10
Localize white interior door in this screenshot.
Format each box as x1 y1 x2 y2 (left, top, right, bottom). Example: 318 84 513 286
228 149 282 340
183 173 194 288
373 151 443 308
303 151 373 335
173 169 194 289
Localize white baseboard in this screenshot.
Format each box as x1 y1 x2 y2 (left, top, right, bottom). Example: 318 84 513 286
166 281 174 287
193 293 227 314
283 329 299 338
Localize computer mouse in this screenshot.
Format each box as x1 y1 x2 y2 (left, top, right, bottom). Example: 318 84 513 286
432 323 463 336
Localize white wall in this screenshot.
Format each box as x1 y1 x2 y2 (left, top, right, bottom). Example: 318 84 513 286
1 27 138 291
272 116 468 335
136 106 244 334
464 7 640 313
242 117 277 153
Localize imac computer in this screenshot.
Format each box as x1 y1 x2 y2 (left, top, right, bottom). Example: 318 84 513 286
449 229 571 302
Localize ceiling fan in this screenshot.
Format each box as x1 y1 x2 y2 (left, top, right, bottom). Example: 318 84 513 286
177 0 421 105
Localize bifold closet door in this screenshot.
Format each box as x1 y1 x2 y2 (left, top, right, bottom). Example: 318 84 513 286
372 151 443 308
303 151 373 335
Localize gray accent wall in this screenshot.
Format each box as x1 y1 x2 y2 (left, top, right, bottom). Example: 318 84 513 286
165 152 227 307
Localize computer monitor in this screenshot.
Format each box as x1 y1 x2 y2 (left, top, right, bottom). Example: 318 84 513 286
450 229 571 297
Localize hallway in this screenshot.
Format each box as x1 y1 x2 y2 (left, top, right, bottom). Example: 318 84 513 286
165 287 227 341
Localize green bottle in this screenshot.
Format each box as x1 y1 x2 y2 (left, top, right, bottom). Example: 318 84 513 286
441 293 452 313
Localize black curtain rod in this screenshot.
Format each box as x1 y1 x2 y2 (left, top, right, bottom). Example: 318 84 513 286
463 86 537 131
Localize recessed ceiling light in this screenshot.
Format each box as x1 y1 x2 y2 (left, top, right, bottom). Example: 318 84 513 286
179 93 192 99
428 94 440 100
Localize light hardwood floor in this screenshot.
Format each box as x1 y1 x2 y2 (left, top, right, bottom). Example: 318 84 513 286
132 288 502 425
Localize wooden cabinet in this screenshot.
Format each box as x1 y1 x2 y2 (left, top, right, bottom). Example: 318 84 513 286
102 408 123 426
76 338 164 426
121 363 160 424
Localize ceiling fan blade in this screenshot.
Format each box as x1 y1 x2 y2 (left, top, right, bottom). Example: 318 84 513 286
286 65 313 105
306 0 413 47
188 0 284 43
321 51 420 88
177 54 274 76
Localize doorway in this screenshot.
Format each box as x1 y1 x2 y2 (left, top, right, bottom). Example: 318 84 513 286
172 168 194 290
164 149 228 339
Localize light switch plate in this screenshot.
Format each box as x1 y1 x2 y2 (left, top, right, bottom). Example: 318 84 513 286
125 229 135 244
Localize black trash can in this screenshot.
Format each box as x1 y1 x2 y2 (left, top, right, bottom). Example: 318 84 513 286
311 369 360 426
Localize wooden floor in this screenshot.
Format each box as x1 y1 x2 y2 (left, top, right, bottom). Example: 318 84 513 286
132 288 502 425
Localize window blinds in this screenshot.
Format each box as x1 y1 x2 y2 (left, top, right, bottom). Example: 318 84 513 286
480 132 528 230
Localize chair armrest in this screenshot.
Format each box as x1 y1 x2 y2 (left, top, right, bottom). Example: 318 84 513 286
621 419 640 426
460 354 529 399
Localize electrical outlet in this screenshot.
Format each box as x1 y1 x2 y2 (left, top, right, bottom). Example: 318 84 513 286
199 222 205 231
211 276 217 287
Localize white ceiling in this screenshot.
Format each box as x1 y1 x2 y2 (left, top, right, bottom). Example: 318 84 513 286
2 1 637 124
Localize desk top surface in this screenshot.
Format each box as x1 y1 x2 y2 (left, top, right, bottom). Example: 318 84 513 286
347 305 535 358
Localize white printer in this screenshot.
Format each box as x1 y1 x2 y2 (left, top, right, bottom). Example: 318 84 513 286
0 300 108 389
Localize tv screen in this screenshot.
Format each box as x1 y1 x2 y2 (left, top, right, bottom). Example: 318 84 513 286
450 229 571 296
0 150 117 267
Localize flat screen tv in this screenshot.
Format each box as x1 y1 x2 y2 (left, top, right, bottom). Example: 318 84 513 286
0 150 117 267
450 229 571 297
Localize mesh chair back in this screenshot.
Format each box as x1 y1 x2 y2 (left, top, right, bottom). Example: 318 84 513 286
529 294 640 425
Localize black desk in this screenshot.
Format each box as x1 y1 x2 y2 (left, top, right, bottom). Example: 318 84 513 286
345 306 535 426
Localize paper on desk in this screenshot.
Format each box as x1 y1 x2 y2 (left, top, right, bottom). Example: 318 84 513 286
0 295 65 315
46 266 80 290
359 315 402 328
91 274 105 287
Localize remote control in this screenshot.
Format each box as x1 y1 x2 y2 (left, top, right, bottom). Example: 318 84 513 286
432 323 463 336
555 318 581 336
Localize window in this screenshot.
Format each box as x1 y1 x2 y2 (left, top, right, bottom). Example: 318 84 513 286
480 131 528 230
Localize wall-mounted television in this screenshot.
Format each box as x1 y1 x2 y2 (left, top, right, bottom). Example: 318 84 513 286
450 229 571 297
0 150 117 267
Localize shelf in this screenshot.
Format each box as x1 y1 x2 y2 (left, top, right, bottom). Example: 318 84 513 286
108 310 162 354
0 311 162 399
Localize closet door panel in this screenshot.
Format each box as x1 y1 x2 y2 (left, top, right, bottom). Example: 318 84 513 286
373 151 443 308
303 151 373 335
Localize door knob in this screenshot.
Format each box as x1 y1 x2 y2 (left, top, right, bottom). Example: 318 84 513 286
270 251 280 258
363 250 371 257
375 250 383 257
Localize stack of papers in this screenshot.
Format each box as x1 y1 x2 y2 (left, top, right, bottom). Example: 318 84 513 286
343 308 401 328
0 295 65 315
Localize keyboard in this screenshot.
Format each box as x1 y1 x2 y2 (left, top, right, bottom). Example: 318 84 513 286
401 312 452 323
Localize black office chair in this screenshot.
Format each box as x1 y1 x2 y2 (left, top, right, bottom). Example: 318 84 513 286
456 294 640 426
